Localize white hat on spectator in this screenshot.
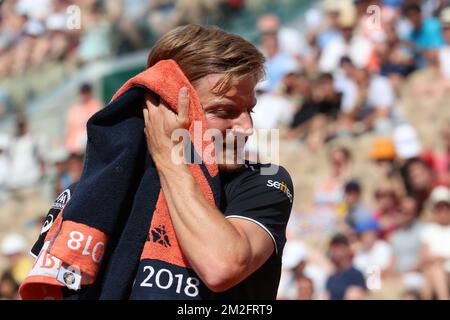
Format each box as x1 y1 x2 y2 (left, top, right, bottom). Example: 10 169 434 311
429 186 450 207
1 234 27 256
393 124 422 159
282 240 308 269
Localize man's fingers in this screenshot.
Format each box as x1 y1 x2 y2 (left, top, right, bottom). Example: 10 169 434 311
178 87 190 128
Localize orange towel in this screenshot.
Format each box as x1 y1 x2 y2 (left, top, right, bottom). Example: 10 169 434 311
20 59 221 300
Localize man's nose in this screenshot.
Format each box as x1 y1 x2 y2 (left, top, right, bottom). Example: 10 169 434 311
231 111 253 137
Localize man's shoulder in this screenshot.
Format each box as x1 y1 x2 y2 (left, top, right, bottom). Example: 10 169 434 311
222 162 294 206
230 162 292 190
239 162 292 183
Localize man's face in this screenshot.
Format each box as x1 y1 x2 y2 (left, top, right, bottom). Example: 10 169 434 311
194 73 257 172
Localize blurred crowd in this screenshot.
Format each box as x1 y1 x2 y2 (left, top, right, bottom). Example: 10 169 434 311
0 0 245 114
248 0 450 300
1 0 450 300
0 0 244 77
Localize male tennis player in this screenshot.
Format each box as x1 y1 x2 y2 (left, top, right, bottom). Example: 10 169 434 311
33 25 293 299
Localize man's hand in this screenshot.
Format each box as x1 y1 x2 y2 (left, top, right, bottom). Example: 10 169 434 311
143 87 190 163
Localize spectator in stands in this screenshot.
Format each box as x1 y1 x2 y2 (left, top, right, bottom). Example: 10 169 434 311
48 150 83 198
318 2 374 73
420 186 450 300
435 7 450 94
402 3 445 68
325 233 367 300
47 148 69 198
334 57 360 136
389 196 425 292
76 2 112 64
65 83 101 154
256 14 308 60
295 275 315 300
404 158 436 206
368 137 404 192
107 0 149 52
379 21 415 85
0 271 19 300
252 78 296 131
357 68 397 133
430 121 450 188
373 184 401 238
65 152 85 186
393 124 427 191
353 217 393 279
311 0 341 51
0 233 33 286
7 111 44 192
258 25 300 92
334 59 397 134
343 180 373 229
279 240 332 300
413 6 450 97
279 70 311 111
313 147 352 211
45 0 72 62
289 73 341 150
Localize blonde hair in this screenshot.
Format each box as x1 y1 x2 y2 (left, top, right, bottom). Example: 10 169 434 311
147 24 265 94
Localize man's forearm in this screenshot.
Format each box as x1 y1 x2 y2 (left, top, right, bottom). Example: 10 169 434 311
153 155 252 290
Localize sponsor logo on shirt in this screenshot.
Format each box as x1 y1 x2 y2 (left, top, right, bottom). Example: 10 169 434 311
52 189 71 210
266 179 293 203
